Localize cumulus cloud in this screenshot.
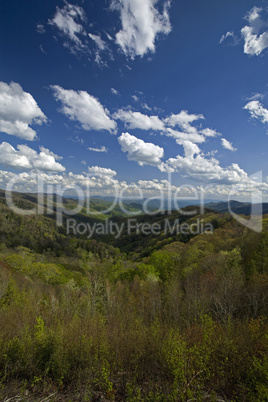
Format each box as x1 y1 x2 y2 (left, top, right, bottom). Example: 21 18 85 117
0 81 47 141
87 166 117 177
241 7 268 56
114 108 221 145
158 115 240 182
112 106 224 165
0 168 205 199
164 110 204 133
111 0 172 58
221 138 237 152
178 140 201 158
88 145 108 153
165 128 206 144
0 170 123 196
0 169 267 200
162 111 222 146
51 85 117 133
159 142 247 184
0 142 65 172
201 128 221 137
241 26 268 56
0 169 160 197
48 1 86 51
39 146 63 161
114 109 164 130
220 7 268 56
244 100 268 124
118 132 164 166
112 107 231 183
246 6 263 25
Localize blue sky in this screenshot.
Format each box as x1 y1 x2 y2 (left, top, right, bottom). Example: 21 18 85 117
1 0 268 200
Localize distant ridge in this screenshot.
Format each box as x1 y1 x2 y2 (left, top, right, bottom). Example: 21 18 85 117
207 200 268 216
1 189 268 216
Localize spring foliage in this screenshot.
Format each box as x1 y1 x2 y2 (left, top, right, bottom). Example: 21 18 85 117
0 205 268 400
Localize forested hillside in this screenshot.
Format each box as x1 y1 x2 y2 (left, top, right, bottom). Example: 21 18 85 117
0 195 267 401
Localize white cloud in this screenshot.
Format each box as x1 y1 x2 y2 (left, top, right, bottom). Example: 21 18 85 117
39 146 63 160
112 107 230 182
0 170 123 195
219 31 236 44
68 135 85 145
165 127 206 144
142 103 152 111
241 26 268 56
164 110 204 133
178 140 201 158
132 95 139 102
0 142 65 172
40 45 47 55
88 33 109 66
111 0 172 58
48 3 112 65
246 93 264 101
241 7 268 56
159 144 247 184
201 128 221 137
106 33 113 41
221 138 237 152
163 111 221 145
88 33 106 51
88 145 108 153
203 150 218 157
87 166 117 177
118 132 164 166
113 108 221 148
37 24 46 34
48 2 86 50
111 88 119 95
113 108 222 148
0 169 189 198
245 6 264 29
0 168 267 199
136 179 178 193
0 81 47 141
244 100 268 124
94 53 108 67
51 85 117 133
114 109 164 130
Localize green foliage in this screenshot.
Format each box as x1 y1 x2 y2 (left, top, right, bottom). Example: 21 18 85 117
149 250 176 281
0 199 268 399
251 353 268 401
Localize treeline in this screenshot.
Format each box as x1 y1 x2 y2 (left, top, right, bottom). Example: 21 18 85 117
0 203 120 260
0 206 267 400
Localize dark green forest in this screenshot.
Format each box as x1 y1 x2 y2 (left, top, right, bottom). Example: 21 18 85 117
0 193 267 401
